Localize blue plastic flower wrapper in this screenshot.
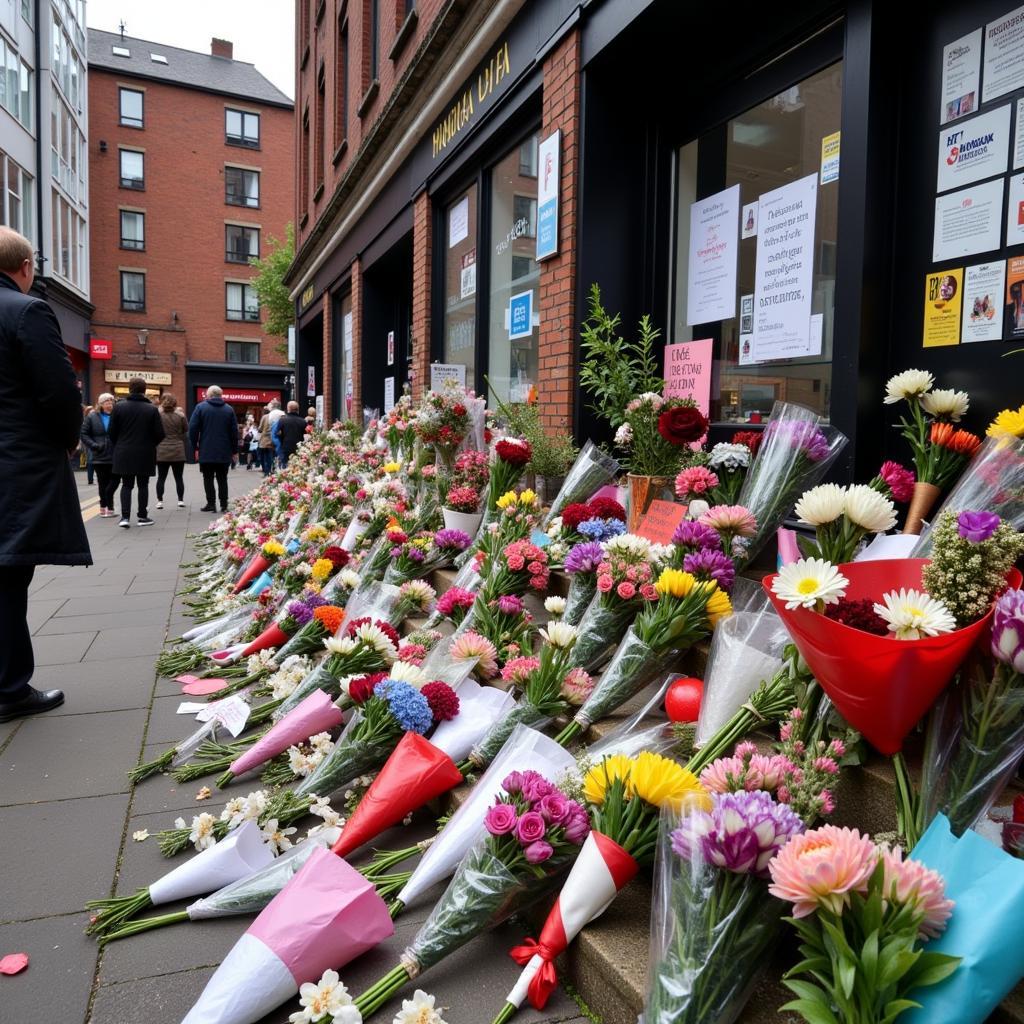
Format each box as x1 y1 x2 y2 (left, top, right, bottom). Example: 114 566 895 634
904 813 1024 1024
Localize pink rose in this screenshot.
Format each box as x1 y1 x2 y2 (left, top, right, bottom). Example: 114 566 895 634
524 840 554 864
597 575 614 593
597 562 611 575
516 811 547 845
507 555 525 571
521 772 555 802
640 584 658 601
617 581 637 600
625 566 638 582
484 803 518 836
538 793 571 825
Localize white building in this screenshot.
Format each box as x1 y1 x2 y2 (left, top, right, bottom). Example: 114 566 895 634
0 0 91 383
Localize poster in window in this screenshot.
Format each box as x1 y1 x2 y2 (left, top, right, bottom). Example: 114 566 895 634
1005 255 1024 339
940 28 982 123
922 268 963 347
1015 99 1024 169
752 173 818 360
739 293 753 334
819 132 841 184
961 261 1005 342
686 184 740 324
1006 172 1024 245
449 196 469 246
935 104 1010 193
741 203 758 239
983 6 1024 103
536 130 560 261
932 178 1004 261
460 249 476 299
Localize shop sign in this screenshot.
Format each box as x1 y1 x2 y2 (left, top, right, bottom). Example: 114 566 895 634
508 290 533 340
429 363 466 391
90 338 113 360
300 284 315 310
196 387 282 404
105 368 172 385
432 41 511 158
536 131 560 261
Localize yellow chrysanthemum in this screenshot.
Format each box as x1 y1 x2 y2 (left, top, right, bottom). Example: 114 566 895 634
705 587 733 626
382 461 402 473
582 754 634 806
655 568 697 599
630 751 710 811
302 525 329 542
496 491 519 510
987 405 1024 439
262 540 285 557
311 558 334 581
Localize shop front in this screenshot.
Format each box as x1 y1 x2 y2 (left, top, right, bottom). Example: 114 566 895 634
103 367 173 401
184 362 294 419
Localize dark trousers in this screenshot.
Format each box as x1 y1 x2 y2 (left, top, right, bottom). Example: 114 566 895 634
95 464 119 508
156 461 185 501
201 463 229 509
0 565 35 701
259 448 273 475
120 473 150 519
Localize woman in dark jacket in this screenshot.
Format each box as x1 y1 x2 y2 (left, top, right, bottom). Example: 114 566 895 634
80 393 119 517
108 379 165 528
155 393 189 509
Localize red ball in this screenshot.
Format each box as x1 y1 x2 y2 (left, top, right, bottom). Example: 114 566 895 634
665 676 703 723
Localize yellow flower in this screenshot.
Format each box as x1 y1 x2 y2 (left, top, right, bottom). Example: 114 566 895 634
655 568 697 599
262 540 285 557
705 587 733 626
519 489 538 508
987 405 1024 439
630 751 709 811
496 491 519 510
582 754 634 805
302 525 329 542
311 558 334 581
383 461 402 473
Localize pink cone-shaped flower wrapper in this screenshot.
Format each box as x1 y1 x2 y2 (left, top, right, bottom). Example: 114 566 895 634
180 847 393 1024
229 690 345 779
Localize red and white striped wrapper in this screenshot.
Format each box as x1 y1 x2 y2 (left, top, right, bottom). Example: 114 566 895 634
505 830 638 1010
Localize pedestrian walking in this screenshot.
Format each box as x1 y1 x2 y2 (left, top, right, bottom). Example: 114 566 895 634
274 401 308 467
256 404 275 476
82 404 95 483
80 393 119 516
242 414 259 470
268 399 285 469
189 385 238 512
155 393 188 509
109 378 165 528
0 226 90 722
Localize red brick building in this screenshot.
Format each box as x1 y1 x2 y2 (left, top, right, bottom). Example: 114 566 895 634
87 30 294 419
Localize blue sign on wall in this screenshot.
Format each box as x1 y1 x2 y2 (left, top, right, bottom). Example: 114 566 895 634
536 200 557 260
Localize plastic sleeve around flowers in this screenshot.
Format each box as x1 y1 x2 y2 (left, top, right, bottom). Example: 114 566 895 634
171 720 220 767
563 573 598 627
588 676 677 760
569 597 639 675
640 811 784 1024
183 607 253 645
273 663 339 721
542 440 621 529
468 700 555 769
293 712 397 798
344 580 400 625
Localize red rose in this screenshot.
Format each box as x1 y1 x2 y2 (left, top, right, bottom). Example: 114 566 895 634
587 497 626 522
495 438 533 467
561 503 593 532
453 404 467 417
657 406 708 445
322 546 350 567
732 430 762 455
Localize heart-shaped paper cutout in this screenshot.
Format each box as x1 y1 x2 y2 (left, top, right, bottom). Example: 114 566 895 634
181 679 228 696
0 953 29 975
175 674 200 684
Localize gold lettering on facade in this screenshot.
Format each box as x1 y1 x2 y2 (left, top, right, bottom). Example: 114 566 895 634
433 42 510 158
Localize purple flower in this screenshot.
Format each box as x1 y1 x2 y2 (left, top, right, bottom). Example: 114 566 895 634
516 810 547 845
537 792 571 825
683 548 736 591
564 807 591 844
524 840 554 864
957 510 1001 544
671 520 722 553
484 803 518 836
301 588 327 608
671 790 804 877
519 771 555 803
408 547 426 563
502 771 524 794
434 528 472 551
992 589 1024 673
564 541 606 575
765 420 831 462
286 600 314 626
497 595 525 616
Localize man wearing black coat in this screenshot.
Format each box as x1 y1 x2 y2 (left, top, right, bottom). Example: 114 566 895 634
275 401 308 466
189 385 238 512
109 378 165 527
0 227 91 722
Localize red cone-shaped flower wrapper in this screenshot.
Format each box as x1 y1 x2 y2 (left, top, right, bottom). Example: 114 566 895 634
331 731 464 860
229 690 345 779
233 554 273 594
763 559 1023 755
239 622 291 658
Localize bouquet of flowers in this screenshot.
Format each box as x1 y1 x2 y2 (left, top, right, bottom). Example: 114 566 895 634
470 593 535 669
388 579 437 626
488 439 532 509
351 770 589 1019
735 401 848 568
383 527 471 586
232 538 287 594
444 484 482 514
868 460 917 505
434 586 477 628
477 537 550 606
794 482 897 563
616 394 709 477
562 540 606 626
669 513 756 593
559 496 628 542
541 440 621 529
674 465 720 504
705 436 756 505
453 449 491 492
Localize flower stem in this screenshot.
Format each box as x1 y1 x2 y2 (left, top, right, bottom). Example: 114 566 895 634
354 963 414 1018
128 747 175 783
388 898 404 919
554 720 583 747
84 888 152 936
892 751 921 849
98 909 190 944
491 1002 518 1024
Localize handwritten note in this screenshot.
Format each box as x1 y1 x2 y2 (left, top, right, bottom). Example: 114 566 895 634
635 501 687 546
663 339 713 416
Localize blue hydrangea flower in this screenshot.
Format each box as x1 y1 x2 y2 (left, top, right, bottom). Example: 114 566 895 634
379 680 433 734
577 518 626 542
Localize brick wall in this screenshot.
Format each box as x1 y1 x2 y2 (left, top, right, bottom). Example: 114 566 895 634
350 257 363 415
537 28 581 435
411 189 432 401
87 69 293 403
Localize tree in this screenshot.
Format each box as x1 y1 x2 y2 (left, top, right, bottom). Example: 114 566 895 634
249 223 295 357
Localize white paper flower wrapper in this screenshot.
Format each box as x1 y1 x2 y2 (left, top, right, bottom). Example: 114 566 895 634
341 513 371 552
429 679 515 763
396 725 577 909
855 533 919 562
182 607 252 643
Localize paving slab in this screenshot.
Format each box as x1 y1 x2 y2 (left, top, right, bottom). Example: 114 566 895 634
0 708 147 804
90 966 218 1024
34 631 98 665
38 607 173 635
82 626 169 661
33 581 138 600
126 577 187 596
40 657 158 716
28 597 67 634
55 593 173 617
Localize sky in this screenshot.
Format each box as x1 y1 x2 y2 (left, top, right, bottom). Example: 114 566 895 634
85 0 295 98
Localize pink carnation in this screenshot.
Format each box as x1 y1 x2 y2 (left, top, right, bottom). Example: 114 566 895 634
880 847 953 939
675 466 720 499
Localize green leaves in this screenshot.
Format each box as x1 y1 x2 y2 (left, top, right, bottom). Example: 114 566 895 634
249 224 296 354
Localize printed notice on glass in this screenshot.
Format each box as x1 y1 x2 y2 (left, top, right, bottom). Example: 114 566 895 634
961 262 1005 342
820 132 840 184
449 196 469 247
752 173 818 360
1015 99 1024 168
1006 256 1024 339
686 184 740 325
430 363 466 391
383 376 395 414
936 104 1011 193
940 28 982 123
1006 172 1024 245
922 269 964 347
932 178 1004 261
984 5 1024 103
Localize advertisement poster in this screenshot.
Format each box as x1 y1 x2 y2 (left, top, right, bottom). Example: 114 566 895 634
307 365 316 398
448 196 469 246
922 269 964 347
1007 172 1024 244
752 173 818 360
663 339 713 415
536 130 560 261
686 184 740 324
961 261 1006 342
738 333 754 365
741 203 758 238
820 132 841 184
932 178 1004 261
508 290 533 340
941 28 982 123
1005 255 1024 339
460 249 476 298
1016 99 1024 168
984 5 1024 103
936 104 1011 193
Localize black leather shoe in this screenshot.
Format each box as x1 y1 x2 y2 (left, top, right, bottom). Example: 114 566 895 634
0 687 65 723
200 505 216 512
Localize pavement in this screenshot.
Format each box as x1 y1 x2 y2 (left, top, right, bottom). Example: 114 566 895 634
1 465 589 1024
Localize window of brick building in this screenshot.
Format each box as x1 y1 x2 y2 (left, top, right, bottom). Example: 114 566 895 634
225 224 259 263
442 185 478 379
119 88 143 128
119 149 144 189
225 108 259 148
301 107 310 212
226 340 260 363
225 166 259 207
226 282 259 322
120 271 145 311
334 18 349 152
365 0 380 87
316 65 325 193
120 210 144 250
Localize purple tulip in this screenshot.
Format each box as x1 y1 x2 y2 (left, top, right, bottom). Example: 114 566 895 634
537 792 571 825
957 510 1001 544
502 771 524 794
683 548 736 591
672 520 722 553
564 541 605 575
564 808 591 845
524 840 554 864
992 589 1024 673
497 595 525 616
484 803 518 836
515 810 547 845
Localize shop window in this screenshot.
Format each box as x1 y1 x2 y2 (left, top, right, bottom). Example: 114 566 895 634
441 184 478 380
119 88 143 128
301 107 310 211
226 340 260 363
225 224 259 263
119 149 144 189
672 62 842 424
341 291 353 420
334 18 349 149
225 166 259 208
226 108 260 148
120 271 145 311
120 210 145 250
226 282 259 322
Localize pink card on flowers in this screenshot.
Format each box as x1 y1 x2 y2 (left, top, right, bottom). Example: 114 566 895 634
182 679 228 696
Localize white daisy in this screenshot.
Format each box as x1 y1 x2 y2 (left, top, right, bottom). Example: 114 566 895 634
544 595 566 616
873 589 957 640
843 485 897 533
393 989 447 1024
220 797 247 827
794 483 847 526
324 635 357 656
884 369 934 404
540 621 579 649
350 622 400 659
261 818 298 854
189 812 218 851
920 388 970 422
772 558 849 610
387 661 428 688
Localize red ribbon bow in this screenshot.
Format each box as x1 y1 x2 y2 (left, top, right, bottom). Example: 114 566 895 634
508 937 560 1009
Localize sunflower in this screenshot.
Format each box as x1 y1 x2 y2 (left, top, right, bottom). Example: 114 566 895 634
629 751 710 811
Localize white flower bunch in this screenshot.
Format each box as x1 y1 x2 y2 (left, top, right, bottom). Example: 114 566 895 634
261 818 298 855
348 621 400 661
295 562 314 578
338 568 362 590
541 621 579 649
544 595 567 618
387 660 428 688
246 650 277 674
708 442 751 471
171 812 218 852
795 483 896 534
604 532 652 559
393 989 449 1024
648 542 676 567
305 794 344 836
219 790 269 830
324 635 358 657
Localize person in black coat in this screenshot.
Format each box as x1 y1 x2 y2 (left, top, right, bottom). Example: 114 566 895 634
80 392 119 516
275 401 309 466
109 379 165 527
0 227 90 722
189 386 238 512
